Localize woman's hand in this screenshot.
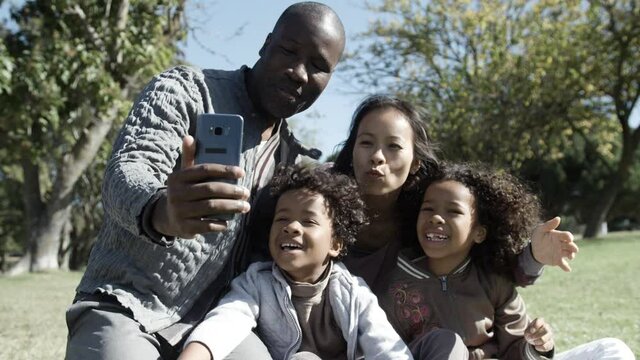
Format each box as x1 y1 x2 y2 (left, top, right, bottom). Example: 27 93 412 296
531 217 579 271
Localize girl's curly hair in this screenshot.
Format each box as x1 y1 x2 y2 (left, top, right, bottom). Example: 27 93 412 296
270 164 368 258
424 162 541 276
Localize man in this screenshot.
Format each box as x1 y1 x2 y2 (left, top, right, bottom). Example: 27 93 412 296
65 2 346 359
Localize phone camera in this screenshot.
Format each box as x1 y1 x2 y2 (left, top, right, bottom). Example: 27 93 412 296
214 126 223 135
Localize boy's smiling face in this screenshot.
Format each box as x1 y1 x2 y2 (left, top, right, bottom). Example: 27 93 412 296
269 189 341 283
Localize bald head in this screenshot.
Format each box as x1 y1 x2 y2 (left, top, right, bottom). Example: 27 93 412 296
273 2 346 54
247 1 346 121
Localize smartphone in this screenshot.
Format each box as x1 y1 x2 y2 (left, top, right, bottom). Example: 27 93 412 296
195 113 244 221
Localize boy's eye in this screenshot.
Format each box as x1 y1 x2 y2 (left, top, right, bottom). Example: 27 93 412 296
389 143 403 150
274 217 288 222
421 207 434 212
303 219 319 225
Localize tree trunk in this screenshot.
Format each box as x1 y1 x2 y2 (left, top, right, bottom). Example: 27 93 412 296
583 179 620 238
583 129 639 238
8 111 117 276
7 156 45 276
30 200 73 271
59 214 73 271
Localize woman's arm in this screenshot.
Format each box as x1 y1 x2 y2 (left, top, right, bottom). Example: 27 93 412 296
514 217 578 287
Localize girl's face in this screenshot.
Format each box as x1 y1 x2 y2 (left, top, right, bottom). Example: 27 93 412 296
416 180 486 275
352 107 419 198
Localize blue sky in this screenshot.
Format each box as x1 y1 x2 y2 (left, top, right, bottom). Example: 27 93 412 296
182 1 376 159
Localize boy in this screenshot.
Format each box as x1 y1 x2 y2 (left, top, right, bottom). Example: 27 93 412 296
179 165 412 360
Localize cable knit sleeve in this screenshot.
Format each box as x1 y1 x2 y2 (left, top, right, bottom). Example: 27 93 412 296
101 66 212 241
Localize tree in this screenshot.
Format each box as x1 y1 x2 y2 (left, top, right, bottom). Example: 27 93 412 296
346 0 639 237
0 0 186 274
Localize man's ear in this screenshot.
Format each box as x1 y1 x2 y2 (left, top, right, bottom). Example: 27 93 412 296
259 33 272 57
474 226 487 244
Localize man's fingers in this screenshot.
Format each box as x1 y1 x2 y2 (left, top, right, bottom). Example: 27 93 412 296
174 198 250 218
181 136 196 169
172 164 245 184
172 182 250 202
181 218 229 235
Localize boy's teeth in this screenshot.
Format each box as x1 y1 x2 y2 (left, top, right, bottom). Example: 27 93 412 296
281 243 302 250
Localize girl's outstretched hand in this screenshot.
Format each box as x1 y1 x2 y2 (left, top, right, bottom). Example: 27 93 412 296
525 318 555 353
531 217 579 271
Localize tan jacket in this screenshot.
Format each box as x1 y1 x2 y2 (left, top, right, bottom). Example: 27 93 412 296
378 248 552 360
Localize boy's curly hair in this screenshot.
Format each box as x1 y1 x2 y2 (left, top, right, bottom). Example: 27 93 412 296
270 164 368 259
424 162 541 276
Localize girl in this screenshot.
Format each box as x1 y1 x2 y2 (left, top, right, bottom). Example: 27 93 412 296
379 162 634 360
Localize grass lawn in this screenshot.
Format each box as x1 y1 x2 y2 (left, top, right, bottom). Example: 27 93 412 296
520 231 640 356
0 270 81 360
0 232 638 359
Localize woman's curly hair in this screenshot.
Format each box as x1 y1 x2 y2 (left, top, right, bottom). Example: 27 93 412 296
424 162 541 276
270 164 368 259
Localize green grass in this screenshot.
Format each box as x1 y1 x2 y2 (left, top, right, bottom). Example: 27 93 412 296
0 270 81 360
0 232 638 359
520 231 640 356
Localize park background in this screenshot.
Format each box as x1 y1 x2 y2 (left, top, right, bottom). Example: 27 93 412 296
0 0 638 358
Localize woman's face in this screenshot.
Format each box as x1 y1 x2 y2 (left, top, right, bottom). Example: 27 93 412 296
352 107 418 197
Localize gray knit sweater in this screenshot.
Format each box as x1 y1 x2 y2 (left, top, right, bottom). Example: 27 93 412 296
76 65 318 333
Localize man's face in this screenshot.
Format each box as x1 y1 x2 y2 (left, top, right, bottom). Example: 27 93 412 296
251 14 344 119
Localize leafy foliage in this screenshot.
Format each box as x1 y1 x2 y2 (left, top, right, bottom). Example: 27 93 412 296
346 0 640 234
0 0 186 270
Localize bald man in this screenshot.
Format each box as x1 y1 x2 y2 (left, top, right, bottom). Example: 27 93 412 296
65 3 345 359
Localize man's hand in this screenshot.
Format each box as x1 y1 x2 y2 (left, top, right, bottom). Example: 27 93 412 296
525 318 554 353
531 217 579 271
152 136 250 238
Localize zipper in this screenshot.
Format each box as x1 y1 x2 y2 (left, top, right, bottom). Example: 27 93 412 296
283 292 302 359
440 274 467 343
439 275 448 291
